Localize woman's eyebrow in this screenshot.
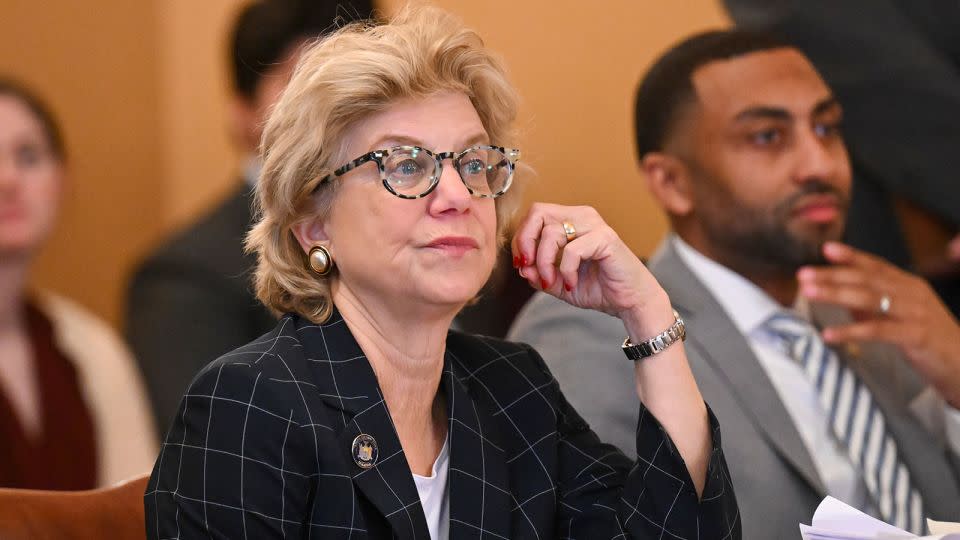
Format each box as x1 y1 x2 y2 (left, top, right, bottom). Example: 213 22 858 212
369 134 423 148
368 132 490 151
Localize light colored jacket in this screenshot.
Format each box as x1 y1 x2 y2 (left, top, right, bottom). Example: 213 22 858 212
37 292 157 486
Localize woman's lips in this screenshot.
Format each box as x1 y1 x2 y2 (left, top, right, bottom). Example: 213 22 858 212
0 207 26 222
424 236 479 256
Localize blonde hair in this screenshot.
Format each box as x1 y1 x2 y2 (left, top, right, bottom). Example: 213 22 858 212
247 5 523 323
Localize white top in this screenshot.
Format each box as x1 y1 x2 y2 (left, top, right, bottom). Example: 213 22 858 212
672 235 960 507
411 434 450 540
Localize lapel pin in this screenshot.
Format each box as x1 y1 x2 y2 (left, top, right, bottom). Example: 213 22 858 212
352 434 378 469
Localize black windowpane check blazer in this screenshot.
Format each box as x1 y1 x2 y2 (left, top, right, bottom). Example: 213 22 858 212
145 310 741 539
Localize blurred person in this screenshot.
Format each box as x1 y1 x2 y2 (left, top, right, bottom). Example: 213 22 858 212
0 78 156 489
126 0 373 438
145 8 740 538
509 31 960 538
723 0 960 317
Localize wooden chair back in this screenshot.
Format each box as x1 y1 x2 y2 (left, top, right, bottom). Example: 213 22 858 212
0 474 148 540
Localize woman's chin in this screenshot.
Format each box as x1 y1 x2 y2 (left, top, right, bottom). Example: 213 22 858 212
414 278 486 312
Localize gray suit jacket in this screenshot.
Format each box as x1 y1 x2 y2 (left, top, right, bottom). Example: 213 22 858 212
508 239 960 539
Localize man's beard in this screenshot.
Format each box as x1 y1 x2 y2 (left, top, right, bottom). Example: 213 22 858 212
698 180 848 278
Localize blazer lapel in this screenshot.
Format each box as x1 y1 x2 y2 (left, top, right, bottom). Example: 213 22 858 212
443 344 513 539
296 313 429 540
650 239 826 495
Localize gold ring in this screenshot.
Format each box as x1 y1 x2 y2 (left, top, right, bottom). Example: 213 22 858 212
562 221 577 243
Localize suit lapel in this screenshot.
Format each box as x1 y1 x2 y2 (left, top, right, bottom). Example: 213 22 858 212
443 343 513 539
296 313 429 540
650 239 826 495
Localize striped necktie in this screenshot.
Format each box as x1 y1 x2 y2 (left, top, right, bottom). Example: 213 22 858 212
763 312 926 534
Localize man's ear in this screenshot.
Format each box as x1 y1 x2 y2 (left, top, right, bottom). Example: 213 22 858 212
641 152 695 217
290 215 331 255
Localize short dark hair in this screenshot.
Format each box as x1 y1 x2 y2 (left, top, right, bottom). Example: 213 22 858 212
633 29 790 161
0 78 66 161
230 0 375 99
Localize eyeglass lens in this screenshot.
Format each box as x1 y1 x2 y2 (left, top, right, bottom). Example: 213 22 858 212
383 146 510 197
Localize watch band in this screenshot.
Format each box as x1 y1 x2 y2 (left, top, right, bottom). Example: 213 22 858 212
621 310 686 361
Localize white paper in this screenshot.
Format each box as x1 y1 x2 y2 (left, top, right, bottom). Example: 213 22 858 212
799 497 960 540
929 520 960 535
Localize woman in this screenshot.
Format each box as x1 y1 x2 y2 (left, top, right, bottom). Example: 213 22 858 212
0 79 157 489
146 7 739 538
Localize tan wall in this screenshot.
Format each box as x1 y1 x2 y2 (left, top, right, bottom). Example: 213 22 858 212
2 0 729 327
0 0 163 326
156 0 247 230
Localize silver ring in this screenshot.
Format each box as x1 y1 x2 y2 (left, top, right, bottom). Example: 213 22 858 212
878 294 892 316
562 221 577 243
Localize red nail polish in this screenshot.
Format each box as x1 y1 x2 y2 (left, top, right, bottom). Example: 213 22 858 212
521 255 529 266
563 283 572 292
512 255 519 268
540 279 549 290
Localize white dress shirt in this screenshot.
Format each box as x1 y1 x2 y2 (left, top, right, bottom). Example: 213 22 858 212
243 155 261 188
412 434 450 540
671 235 960 512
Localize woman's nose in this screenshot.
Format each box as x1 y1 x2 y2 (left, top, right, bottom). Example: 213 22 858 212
427 162 472 214
0 155 20 191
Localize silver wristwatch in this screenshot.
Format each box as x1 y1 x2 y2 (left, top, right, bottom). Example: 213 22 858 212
621 310 686 361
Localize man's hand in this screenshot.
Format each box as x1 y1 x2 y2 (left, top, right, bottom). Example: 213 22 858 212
798 241 960 407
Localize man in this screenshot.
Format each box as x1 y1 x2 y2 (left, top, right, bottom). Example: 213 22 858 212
722 0 960 317
126 0 372 437
509 30 960 538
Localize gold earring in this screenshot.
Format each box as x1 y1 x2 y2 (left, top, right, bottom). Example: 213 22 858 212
308 245 334 276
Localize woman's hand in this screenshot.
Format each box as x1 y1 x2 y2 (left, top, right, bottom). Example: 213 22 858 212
512 203 711 495
510 203 673 336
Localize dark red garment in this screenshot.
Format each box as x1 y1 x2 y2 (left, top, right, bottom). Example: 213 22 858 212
0 301 98 489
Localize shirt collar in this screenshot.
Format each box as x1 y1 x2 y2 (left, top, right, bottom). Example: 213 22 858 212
243 155 262 188
670 234 806 334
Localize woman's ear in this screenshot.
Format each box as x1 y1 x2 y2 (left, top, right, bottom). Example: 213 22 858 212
641 152 694 217
290 215 330 254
